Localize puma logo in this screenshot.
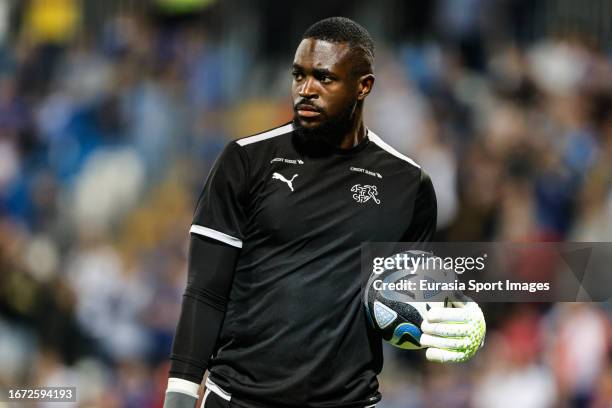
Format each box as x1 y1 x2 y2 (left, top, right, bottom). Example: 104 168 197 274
272 172 298 192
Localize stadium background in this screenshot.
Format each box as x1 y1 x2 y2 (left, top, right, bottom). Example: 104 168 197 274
0 0 610 406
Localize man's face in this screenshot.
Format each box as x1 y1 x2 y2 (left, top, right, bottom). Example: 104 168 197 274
291 39 361 144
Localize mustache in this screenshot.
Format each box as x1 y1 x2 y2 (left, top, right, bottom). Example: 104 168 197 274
294 101 324 113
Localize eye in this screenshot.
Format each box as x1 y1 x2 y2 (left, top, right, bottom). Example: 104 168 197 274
292 71 304 81
314 71 334 84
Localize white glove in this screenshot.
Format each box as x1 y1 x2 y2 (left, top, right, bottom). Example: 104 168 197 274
420 299 486 363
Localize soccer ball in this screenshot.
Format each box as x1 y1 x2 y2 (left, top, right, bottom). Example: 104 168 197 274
363 250 454 349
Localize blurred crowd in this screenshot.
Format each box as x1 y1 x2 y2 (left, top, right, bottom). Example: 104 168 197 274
0 0 610 407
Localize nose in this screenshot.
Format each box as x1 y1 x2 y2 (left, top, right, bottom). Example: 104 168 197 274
298 77 318 99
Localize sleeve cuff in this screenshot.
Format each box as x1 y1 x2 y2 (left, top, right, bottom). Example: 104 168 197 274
189 225 243 248
166 377 200 399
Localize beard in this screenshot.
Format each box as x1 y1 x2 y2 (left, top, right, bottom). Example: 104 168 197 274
292 100 358 151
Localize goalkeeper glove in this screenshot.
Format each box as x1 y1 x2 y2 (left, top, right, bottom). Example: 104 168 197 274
420 299 486 363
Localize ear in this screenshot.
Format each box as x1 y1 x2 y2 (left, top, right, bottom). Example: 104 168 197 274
356 74 375 101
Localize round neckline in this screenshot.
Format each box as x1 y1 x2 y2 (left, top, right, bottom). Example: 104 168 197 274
291 126 371 158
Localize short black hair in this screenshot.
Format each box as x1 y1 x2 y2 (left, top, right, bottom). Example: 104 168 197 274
302 17 375 75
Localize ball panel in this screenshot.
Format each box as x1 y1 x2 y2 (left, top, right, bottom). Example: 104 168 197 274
373 301 398 329
390 322 422 349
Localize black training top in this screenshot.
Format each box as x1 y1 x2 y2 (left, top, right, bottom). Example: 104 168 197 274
190 122 437 408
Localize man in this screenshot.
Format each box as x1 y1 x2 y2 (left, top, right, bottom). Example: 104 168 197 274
164 17 485 408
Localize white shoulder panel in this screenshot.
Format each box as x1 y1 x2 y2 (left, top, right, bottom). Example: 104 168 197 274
236 123 294 146
368 129 420 169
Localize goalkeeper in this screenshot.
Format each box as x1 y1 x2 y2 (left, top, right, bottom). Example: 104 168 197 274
164 17 485 408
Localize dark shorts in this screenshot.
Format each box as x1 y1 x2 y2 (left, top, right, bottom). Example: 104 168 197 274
202 389 230 408
202 378 377 408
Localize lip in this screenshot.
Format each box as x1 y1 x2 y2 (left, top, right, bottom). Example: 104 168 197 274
295 104 322 118
297 110 321 117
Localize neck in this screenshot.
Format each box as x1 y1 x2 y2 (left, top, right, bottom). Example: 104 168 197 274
339 117 366 149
